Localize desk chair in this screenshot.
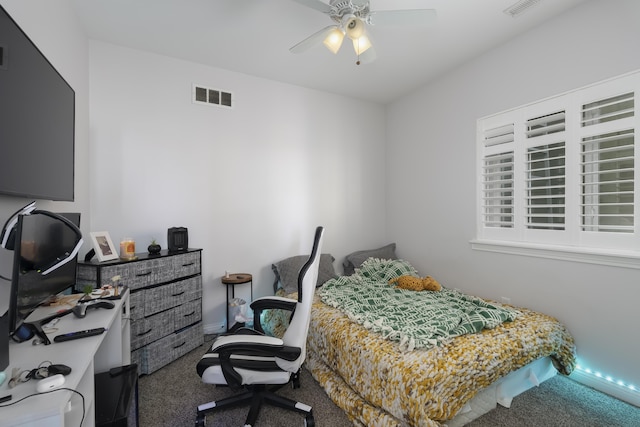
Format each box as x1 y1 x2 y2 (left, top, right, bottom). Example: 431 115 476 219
196 226 324 427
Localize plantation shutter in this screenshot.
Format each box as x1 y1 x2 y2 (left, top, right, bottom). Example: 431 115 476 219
481 124 514 229
580 93 635 233
525 112 566 230
476 70 640 260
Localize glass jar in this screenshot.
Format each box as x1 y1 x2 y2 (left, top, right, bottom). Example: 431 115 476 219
120 237 136 259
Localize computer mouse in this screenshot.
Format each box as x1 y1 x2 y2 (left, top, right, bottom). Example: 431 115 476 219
48 364 72 376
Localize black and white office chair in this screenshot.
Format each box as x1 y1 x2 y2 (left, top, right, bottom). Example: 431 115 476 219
196 226 324 427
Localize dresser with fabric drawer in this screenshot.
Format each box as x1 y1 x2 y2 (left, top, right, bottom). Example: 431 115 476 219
77 249 203 374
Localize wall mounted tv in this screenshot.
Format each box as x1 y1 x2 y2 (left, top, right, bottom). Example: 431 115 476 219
0 5 75 201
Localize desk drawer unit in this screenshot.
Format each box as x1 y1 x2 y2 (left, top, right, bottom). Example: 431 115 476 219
78 249 203 375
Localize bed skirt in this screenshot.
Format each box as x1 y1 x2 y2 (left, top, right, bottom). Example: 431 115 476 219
306 351 557 427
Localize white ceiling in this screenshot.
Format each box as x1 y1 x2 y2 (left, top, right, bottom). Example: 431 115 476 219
71 0 588 104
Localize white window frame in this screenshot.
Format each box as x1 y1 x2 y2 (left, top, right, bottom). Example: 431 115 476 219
472 70 640 269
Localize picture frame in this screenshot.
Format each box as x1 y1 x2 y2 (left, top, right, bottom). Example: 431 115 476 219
90 231 119 262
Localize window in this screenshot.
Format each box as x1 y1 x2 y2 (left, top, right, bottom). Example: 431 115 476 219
475 71 640 267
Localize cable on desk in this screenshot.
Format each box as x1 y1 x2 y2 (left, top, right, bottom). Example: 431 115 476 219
0 387 85 427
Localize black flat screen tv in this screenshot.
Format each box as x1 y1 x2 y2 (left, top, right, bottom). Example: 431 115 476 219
0 5 75 201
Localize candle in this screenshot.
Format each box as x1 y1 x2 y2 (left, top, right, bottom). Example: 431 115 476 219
120 238 135 259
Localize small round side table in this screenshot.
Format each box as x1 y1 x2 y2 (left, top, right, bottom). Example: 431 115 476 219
221 273 253 331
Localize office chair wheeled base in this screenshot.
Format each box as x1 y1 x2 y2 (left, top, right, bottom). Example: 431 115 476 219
195 383 315 427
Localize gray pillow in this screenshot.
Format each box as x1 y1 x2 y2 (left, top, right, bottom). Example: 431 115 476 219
342 243 397 275
272 253 337 293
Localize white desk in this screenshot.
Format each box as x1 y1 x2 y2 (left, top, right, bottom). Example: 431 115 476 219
0 289 130 427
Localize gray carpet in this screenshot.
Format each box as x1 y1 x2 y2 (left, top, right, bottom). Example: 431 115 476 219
138 338 640 426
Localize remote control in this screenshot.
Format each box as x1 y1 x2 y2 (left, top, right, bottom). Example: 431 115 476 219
53 327 106 342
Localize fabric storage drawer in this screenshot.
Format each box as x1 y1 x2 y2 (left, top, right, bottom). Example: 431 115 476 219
142 277 193 316
143 284 178 317
141 334 175 375
131 348 143 372
130 309 175 350
75 262 132 292
140 322 204 375
174 276 202 305
128 258 173 290
101 264 133 287
174 322 204 359
131 276 201 320
174 299 202 330
172 252 201 280
75 264 98 285
129 290 145 321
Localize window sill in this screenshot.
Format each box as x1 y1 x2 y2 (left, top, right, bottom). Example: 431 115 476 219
470 239 640 270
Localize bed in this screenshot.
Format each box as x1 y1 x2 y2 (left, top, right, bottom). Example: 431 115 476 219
265 248 576 427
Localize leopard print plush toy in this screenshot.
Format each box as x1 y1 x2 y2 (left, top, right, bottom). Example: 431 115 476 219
388 275 441 292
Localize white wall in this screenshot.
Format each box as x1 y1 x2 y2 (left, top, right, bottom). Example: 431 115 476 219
386 0 640 397
0 0 89 283
88 41 387 332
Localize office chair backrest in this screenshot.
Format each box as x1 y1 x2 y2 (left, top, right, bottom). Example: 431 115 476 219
276 226 324 373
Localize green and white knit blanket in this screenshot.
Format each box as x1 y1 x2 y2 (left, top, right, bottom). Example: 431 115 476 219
319 258 519 351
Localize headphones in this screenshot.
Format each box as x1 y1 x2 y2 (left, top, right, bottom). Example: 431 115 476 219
0 201 36 250
0 201 83 275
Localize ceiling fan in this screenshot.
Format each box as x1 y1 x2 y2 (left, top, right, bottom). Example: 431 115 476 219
290 0 437 65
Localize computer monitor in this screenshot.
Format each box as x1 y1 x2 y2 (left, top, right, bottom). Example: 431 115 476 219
6 209 82 345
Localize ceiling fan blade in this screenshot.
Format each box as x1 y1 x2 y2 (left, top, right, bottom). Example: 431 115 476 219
370 9 437 26
290 0 332 13
290 25 338 53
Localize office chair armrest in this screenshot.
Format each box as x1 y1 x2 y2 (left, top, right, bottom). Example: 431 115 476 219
250 296 297 334
212 333 280 351
215 335 301 361
250 296 297 311
214 335 302 387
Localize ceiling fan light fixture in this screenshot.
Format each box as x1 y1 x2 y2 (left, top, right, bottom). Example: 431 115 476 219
352 34 372 55
323 27 345 54
344 16 365 40
291 0 438 65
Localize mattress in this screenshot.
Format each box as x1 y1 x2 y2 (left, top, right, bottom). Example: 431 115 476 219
264 291 575 426
304 351 558 427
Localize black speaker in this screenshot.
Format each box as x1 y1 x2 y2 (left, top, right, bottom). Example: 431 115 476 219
167 227 188 252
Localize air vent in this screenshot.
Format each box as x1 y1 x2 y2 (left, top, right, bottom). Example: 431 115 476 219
192 84 233 108
503 0 542 18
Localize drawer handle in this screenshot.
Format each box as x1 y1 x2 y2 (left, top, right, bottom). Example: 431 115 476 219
174 341 186 349
182 262 195 267
172 291 185 297
137 328 152 337
136 271 152 277
184 311 196 317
